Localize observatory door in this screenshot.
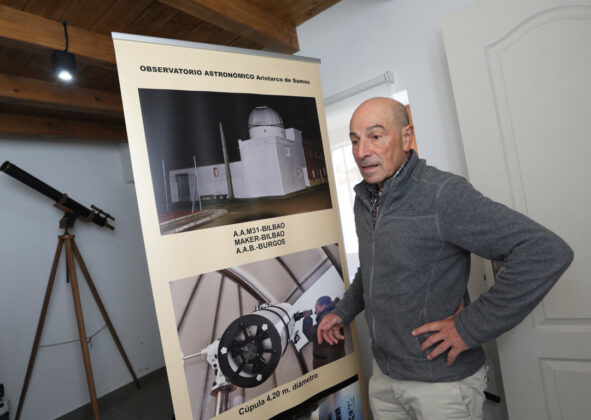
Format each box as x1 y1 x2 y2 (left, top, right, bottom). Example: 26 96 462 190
175 173 191 202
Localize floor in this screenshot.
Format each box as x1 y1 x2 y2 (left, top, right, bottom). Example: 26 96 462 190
57 368 174 420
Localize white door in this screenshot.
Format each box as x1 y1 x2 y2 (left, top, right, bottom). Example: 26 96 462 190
442 1 591 419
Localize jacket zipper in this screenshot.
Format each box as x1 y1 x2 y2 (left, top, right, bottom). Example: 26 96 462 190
369 195 377 349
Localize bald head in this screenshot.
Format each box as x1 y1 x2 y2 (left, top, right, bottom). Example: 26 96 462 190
349 97 414 189
352 97 409 132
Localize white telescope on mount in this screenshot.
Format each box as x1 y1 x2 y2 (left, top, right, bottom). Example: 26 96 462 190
187 303 301 389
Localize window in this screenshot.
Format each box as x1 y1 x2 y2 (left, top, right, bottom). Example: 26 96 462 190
325 84 410 280
213 167 219 177
284 147 291 157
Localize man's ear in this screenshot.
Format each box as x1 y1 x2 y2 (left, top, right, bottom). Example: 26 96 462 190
401 125 414 152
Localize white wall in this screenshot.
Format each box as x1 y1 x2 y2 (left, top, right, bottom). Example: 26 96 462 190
297 1 509 419
297 0 479 176
238 139 284 197
0 138 164 420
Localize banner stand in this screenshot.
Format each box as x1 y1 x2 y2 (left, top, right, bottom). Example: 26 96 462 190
113 32 367 420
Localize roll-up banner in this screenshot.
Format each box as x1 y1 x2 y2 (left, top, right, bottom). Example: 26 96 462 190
112 33 366 420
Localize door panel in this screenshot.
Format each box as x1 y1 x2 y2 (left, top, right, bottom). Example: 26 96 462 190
442 1 591 418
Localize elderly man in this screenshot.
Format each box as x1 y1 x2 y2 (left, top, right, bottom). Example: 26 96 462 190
318 97 573 419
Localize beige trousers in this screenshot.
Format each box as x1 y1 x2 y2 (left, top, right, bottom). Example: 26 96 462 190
368 361 487 420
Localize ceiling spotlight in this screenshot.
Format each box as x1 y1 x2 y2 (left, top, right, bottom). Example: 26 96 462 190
52 21 76 82
52 50 75 81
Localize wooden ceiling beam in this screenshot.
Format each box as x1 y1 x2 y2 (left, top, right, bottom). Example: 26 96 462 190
158 0 299 53
0 73 122 116
0 113 126 142
0 5 116 68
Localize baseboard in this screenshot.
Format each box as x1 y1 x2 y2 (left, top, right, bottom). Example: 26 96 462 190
55 367 167 420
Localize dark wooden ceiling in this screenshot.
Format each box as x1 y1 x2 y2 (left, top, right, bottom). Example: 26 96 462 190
0 0 339 141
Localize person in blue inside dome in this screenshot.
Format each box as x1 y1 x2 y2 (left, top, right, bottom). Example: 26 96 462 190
302 296 345 369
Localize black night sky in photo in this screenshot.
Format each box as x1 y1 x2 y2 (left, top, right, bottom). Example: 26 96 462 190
138 89 323 210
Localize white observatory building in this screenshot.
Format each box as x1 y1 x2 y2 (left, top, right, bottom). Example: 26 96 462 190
169 106 310 202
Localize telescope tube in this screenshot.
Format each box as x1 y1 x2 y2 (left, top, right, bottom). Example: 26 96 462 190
1 161 113 229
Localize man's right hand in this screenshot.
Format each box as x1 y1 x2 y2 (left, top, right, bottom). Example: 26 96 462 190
317 313 345 345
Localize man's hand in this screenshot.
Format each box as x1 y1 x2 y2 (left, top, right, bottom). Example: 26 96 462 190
411 300 469 366
317 313 344 345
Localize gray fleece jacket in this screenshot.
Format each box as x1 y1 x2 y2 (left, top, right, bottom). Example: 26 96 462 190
333 150 573 382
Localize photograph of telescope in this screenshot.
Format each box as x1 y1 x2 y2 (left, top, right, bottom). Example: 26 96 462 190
137 90 332 235
169 244 353 419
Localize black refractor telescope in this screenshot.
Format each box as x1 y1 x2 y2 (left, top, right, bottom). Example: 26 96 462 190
2 161 138 420
1 161 114 230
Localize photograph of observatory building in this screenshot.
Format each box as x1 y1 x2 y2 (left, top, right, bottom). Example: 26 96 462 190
138 90 332 235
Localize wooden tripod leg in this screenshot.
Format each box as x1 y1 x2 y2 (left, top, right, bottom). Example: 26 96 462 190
15 238 64 420
71 239 141 388
64 235 100 420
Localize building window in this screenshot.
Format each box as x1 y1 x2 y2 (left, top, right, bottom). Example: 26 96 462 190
296 168 303 178
284 147 291 157
213 168 219 177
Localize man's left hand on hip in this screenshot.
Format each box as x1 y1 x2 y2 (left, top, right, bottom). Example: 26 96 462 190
411 300 469 366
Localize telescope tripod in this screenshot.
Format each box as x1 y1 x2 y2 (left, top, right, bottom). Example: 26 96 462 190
16 221 140 420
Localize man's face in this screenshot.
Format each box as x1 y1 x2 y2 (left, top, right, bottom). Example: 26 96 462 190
349 99 412 188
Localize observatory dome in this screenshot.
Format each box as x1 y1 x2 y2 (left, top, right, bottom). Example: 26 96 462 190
247 106 285 138
248 106 284 128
